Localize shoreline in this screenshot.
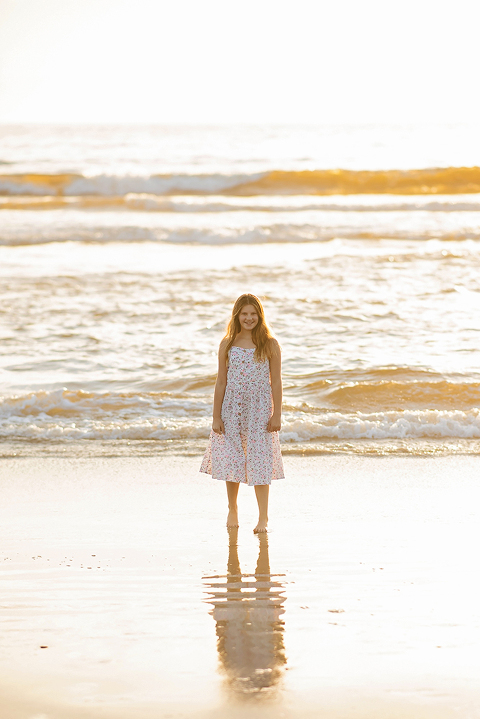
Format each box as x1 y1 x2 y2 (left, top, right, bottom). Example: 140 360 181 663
2 437 480 460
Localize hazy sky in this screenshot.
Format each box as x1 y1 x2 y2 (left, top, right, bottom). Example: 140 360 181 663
0 0 479 124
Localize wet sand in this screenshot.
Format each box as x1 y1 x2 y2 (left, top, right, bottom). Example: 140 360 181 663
1 454 480 718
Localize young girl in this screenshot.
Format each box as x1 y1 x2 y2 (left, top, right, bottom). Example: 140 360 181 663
200 294 284 532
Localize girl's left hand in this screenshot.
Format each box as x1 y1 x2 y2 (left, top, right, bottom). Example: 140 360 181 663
267 414 281 432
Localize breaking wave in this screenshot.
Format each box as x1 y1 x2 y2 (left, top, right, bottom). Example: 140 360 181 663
1 387 480 445
281 409 480 442
2 222 480 246
2 166 480 197
322 379 480 410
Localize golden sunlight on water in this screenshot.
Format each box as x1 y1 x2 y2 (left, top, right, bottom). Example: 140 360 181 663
0 124 480 458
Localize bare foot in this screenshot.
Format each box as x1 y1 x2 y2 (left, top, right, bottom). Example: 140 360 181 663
226 508 239 528
253 519 268 533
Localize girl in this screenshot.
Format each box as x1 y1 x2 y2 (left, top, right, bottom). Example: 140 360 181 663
200 294 284 532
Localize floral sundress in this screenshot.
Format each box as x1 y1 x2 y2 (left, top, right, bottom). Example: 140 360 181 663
200 346 284 486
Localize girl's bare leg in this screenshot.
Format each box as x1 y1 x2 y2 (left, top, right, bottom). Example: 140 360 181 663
226 481 240 527
253 485 269 533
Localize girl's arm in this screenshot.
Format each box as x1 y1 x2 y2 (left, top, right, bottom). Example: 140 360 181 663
267 340 282 432
212 340 228 434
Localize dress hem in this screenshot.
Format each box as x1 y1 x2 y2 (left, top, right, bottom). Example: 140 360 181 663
199 468 284 487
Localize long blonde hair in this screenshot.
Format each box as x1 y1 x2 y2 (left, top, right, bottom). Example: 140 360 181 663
224 294 276 362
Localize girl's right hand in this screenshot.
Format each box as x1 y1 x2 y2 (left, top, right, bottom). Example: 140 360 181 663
212 418 225 435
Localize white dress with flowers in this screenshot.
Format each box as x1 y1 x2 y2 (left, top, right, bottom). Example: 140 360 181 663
200 347 284 486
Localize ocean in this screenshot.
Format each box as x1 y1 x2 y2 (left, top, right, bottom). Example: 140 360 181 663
1 123 479 457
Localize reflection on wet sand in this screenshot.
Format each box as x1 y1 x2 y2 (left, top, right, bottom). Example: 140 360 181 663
203 530 287 701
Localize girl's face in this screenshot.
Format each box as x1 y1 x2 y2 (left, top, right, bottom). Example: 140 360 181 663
238 304 259 331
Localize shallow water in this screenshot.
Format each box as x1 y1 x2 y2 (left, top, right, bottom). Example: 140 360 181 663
1 124 479 456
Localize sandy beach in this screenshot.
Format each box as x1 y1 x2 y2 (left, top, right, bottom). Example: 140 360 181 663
1 454 479 718
2 1 480 713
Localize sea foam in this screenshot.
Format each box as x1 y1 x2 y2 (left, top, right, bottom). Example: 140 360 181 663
1 391 479 443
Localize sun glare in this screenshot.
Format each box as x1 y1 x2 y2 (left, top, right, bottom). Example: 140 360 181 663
0 0 479 123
